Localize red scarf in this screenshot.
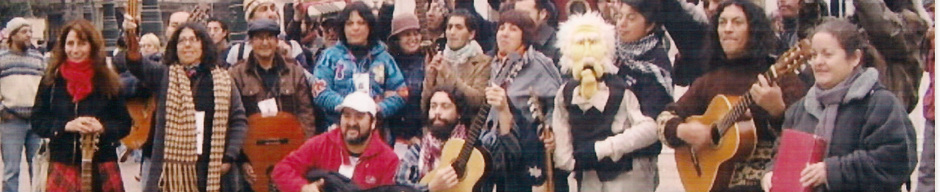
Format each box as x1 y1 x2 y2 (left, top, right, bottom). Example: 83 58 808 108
60 59 95 102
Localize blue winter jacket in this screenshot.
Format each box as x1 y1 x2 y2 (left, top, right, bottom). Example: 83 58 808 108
313 42 406 126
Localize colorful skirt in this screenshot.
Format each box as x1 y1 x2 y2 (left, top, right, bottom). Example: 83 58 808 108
47 161 125 192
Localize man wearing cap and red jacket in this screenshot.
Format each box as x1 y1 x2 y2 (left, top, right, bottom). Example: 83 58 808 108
273 92 399 192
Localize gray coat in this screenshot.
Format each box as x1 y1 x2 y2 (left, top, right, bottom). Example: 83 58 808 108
778 68 917 191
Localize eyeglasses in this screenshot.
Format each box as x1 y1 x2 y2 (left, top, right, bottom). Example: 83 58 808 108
178 36 201 45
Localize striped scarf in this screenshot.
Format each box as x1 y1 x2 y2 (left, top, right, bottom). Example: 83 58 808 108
160 64 231 192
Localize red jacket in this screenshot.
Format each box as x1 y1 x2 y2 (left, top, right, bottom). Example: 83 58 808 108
272 128 399 192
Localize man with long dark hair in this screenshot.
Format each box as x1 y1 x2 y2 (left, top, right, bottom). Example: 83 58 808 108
655 0 807 190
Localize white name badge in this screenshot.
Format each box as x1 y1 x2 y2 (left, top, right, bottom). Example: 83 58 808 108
258 98 279 117
353 73 370 94
195 111 206 154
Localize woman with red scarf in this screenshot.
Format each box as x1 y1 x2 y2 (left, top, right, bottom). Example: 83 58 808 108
30 19 131 192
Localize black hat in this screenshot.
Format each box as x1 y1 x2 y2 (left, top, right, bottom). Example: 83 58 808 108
248 19 280 36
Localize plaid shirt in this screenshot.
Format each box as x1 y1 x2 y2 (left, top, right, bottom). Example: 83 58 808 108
395 143 430 191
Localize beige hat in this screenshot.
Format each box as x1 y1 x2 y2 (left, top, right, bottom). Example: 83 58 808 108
3 17 29 38
244 0 277 21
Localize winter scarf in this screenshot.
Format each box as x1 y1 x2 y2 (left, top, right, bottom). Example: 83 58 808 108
615 34 673 96
418 124 467 176
60 59 95 102
806 68 878 147
443 41 483 65
160 64 232 192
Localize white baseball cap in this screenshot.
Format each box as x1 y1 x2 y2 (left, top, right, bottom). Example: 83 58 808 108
335 92 377 116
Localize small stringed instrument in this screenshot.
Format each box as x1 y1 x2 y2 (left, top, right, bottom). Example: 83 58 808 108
244 112 306 192
675 40 812 192
528 88 553 192
80 133 100 192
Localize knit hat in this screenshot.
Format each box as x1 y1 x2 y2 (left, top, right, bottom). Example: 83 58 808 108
389 13 420 39
244 0 277 21
3 17 29 38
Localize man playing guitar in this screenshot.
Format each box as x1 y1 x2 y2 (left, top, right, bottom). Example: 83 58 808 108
655 0 808 191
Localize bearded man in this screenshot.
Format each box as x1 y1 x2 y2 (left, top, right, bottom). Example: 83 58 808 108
272 92 399 192
550 12 659 191
394 85 523 191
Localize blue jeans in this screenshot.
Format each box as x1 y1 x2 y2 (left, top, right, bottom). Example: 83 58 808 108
918 120 934 192
1 119 40 192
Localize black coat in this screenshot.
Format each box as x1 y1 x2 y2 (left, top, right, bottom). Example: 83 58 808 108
32 76 132 164
780 78 917 191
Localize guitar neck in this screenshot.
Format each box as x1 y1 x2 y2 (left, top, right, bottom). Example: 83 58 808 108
80 133 99 192
124 0 141 62
452 103 489 175
81 160 93 192
714 67 781 137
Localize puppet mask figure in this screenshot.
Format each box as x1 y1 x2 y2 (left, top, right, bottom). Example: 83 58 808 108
557 12 617 99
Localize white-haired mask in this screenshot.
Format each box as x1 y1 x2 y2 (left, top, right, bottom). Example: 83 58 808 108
556 12 617 99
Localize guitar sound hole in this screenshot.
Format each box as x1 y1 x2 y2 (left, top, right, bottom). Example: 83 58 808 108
710 125 721 146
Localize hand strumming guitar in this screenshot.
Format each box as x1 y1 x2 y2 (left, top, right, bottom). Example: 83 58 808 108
428 166 459 191
677 121 712 150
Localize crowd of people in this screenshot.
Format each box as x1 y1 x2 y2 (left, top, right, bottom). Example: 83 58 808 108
0 0 933 191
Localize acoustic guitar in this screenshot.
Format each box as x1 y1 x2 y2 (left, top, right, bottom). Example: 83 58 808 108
119 0 154 156
80 133 100 192
244 112 306 192
675 40 812 192
419 49 528 191
418 102 490 192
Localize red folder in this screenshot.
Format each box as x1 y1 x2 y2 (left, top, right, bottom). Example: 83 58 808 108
770 129 828 192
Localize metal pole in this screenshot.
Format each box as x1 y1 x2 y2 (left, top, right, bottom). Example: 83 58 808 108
229 0 247 43
102 0 119 52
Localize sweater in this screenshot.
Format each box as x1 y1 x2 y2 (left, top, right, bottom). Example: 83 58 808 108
0 49 45 120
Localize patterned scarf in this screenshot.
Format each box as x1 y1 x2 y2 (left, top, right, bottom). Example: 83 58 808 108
160 64 232 192
418 124 467 176
60 59 95 102
443 41 483 65
615 34 674 96
615 34 659 62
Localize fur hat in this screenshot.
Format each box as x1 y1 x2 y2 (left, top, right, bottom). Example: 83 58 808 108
3 17 29 38
389 13 420 39
244 0 277 21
